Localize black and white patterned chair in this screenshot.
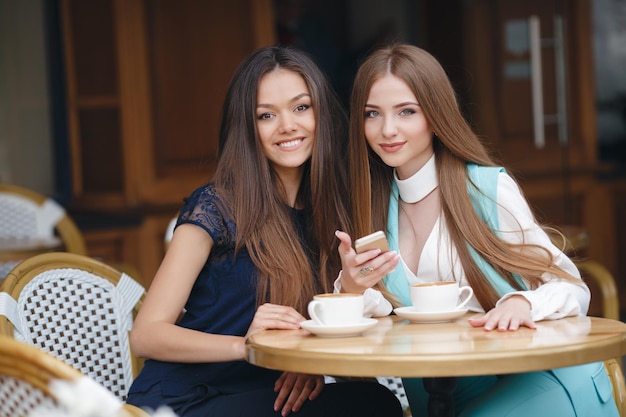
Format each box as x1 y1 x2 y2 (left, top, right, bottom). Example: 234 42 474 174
0 335 147 417
0 252 145 404
0 184 87 282
324 375 411 416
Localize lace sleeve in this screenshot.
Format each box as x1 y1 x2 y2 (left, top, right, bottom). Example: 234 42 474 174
176 184 234 248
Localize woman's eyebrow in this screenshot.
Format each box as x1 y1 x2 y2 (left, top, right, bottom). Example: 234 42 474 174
365 101 419 108
290 92 311 102
257 93 311 109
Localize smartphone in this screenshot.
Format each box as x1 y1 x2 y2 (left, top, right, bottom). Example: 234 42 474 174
354 230 389 254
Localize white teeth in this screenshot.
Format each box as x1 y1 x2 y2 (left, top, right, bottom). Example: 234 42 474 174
278 139 302 148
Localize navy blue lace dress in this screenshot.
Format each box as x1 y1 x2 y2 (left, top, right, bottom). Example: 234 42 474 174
126 185 287 408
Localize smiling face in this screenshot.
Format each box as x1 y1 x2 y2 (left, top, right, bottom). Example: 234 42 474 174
364 74 434 180
256 68 316 181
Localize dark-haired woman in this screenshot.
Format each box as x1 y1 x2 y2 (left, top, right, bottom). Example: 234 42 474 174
125 46 401 417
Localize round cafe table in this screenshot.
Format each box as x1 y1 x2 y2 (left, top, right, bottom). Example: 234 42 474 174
246 313 626 417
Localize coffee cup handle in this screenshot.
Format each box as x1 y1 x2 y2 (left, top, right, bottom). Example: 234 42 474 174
308 300 325 325
457 286 474 309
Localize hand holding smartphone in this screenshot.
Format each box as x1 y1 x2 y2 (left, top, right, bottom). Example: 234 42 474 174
354 231 389 254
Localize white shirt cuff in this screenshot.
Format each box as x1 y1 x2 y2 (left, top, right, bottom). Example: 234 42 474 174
334 271 393 317
496 282 585 322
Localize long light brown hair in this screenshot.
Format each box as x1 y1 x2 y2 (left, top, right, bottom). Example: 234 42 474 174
213 46 351 314
349 44 577 310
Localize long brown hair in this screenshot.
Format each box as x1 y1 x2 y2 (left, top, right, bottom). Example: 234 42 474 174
349 44 577 310
213 46 351 314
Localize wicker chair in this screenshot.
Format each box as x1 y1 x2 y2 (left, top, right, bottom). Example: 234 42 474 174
0 184 87 278
0 252 145 404
163 216 177 251
376 376 410 415
0 335 147 417
550 226 626 415
576 259 620 321
574 259 626 416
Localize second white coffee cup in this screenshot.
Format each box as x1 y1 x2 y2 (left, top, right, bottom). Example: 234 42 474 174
308 293 364 326
410 281 473 313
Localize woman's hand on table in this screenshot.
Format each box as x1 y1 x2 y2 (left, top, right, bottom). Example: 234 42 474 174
335 230 400 293
244 303 304 339
468 295 536 331
240 303 305 361
274 372 324 416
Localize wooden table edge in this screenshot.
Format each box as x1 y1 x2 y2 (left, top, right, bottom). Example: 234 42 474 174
246 318 626 377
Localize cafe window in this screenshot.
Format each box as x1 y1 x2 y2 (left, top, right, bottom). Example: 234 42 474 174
593 0 626 165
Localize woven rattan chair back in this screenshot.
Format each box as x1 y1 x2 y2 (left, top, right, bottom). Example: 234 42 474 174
0 335 82 416
0 252 145 402
163 216 177 251
0 183 87 254
0 335 149 417
0 184 87 279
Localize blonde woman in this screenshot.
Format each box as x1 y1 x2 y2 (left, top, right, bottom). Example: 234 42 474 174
336 43 618 417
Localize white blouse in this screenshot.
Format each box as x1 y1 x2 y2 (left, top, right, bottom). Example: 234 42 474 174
338 160 590 321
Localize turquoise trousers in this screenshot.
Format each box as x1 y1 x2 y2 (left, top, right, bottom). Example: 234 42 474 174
403 362 619 417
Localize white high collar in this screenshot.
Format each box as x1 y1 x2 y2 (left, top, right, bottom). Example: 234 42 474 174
394 155 438 203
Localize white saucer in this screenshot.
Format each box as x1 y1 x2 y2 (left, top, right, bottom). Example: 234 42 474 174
393 307 468 323
300 318 378 338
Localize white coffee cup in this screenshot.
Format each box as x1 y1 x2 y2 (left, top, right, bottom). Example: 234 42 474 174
308 293 364 326
410 281 473 313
